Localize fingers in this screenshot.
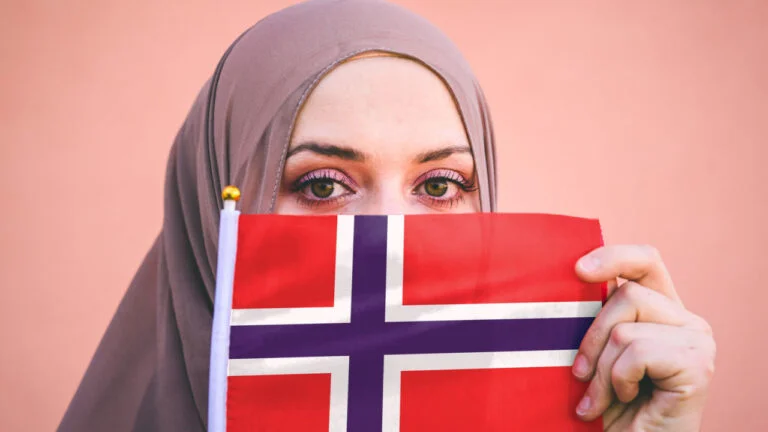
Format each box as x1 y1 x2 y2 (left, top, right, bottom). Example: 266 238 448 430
575 324 714 421
576 244 679 303
572 243 715 427
575 323 669 420
613 332 716 395
573 281 698 381
602 398 644 432
601 400 629 431
610 331 715 425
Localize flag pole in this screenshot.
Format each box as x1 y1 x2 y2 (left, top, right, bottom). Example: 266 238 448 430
208 186 241 432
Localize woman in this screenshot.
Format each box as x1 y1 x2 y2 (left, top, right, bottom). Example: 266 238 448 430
59 1 715 430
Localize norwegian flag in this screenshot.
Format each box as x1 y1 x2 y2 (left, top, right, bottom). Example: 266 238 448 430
208 210 605 431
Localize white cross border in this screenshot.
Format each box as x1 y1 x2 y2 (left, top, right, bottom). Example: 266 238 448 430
228 356 350 432
381 349 578 431
230 215 355 326
383 215 602 322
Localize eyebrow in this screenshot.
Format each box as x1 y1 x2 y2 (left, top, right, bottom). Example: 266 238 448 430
286 142 365 161
286 141 472 163
415 145 472 163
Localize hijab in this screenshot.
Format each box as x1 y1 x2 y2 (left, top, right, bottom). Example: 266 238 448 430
59 1 497 430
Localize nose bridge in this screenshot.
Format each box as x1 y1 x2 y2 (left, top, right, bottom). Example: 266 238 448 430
373 198 408 215
362 177 410 215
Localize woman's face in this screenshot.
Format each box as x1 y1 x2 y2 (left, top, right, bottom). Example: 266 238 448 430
275 55 480 215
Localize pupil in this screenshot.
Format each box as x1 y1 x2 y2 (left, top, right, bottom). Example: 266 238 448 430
425 180 448 197
311 181 334 198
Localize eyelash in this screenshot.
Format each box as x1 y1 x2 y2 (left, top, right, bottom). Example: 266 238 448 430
413 169 477 208
290 168 477 209
291 169 357 208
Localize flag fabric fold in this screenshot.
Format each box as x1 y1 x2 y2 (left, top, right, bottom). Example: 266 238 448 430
210 212 605 431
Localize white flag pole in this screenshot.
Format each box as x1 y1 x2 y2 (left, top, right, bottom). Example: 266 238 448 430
208 186 241 432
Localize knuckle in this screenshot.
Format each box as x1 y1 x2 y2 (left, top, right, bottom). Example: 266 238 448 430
682 336 717 385
679 348 714 397
702 338 717 379
617 281 644 304
676 384 700 401
642 244 662 262
610 369 636 404
613 283 631 302
703 356 716 381
609 323 634 347
627 340 649 359
609 363 625 386
691 315 714 336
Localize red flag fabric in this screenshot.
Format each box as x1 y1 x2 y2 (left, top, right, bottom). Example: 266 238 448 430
217 213 605 431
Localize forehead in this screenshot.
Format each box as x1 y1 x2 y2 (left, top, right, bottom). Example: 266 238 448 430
290 56 469 150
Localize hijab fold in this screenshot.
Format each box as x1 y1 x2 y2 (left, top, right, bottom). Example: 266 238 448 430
59 1 497 430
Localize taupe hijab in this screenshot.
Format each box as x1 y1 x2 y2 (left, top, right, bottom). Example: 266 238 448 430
59 1 497 430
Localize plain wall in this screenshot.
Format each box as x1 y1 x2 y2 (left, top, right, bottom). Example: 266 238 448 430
1 1 766 430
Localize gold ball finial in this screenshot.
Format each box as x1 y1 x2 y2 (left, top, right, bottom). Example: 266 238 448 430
222 185 241 202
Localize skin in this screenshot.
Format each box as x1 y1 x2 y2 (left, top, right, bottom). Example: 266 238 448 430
573 247 715 431
275 55 479 215
274 55 715 430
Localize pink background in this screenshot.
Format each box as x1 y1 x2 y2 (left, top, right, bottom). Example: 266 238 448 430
1 1 766 430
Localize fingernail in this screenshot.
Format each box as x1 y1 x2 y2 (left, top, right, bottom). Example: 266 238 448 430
572 354 589 378
578 256 600 273
576 395 591 416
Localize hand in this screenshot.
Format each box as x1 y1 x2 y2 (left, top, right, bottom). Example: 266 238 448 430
572 245 716 431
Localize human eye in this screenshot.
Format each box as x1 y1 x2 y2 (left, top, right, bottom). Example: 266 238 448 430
412 169 477 209
291 168 358 209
